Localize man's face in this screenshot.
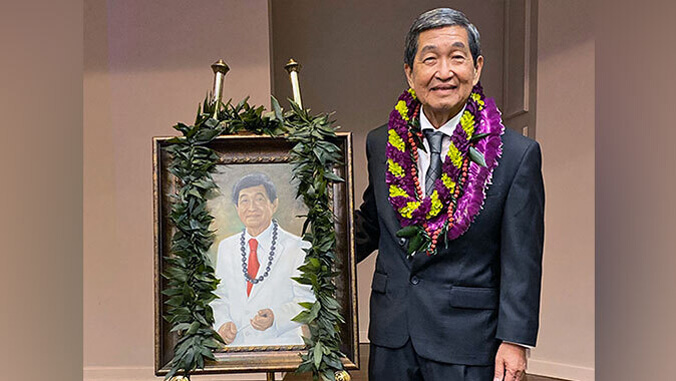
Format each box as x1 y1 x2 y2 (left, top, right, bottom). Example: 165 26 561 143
236 184 278 232
405 25 484 124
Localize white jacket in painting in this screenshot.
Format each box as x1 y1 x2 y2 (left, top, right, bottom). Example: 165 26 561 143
210 222 314 346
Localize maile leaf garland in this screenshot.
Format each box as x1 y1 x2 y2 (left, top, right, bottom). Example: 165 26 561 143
163 96 346 381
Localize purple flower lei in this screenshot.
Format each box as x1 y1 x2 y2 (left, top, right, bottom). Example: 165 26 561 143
385 83 505 243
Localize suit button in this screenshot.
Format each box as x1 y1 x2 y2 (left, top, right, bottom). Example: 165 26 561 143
399 237 407 246
410 276 420 285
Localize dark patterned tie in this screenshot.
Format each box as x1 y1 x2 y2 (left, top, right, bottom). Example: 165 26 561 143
247 238 259 297
424 130 444 196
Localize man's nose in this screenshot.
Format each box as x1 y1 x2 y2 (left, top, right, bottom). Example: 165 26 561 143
435 59 454 81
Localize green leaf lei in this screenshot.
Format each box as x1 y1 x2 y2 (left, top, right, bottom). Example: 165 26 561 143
162 96 346 381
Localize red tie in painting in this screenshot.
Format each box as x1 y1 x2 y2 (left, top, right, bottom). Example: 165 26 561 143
247 238 259 296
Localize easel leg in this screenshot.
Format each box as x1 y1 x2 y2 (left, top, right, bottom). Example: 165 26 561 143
266 371 275 381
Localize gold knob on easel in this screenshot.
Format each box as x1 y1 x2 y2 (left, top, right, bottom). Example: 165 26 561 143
335 370 351 381
284 58 303 108
211 59 230 117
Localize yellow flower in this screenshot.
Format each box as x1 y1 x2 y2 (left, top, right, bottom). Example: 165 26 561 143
388 129 406 152
441 173 456 193
387 159 405 178
470 92 485 109
399 201 421 219
426 190 443 218
460 110 475 138
395 100 409 122
447 142 463 169
389 185 408 198
407 88 417 99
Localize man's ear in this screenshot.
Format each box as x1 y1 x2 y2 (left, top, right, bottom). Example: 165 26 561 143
271 199 279 214
472 55 484 86
404 63 415 89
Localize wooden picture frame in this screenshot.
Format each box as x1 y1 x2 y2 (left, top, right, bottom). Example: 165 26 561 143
153 132 359 376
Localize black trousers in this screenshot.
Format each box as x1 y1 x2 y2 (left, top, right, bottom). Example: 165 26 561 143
369 340 495 381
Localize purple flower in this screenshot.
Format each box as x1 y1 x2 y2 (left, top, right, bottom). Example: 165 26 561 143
385 84 505 245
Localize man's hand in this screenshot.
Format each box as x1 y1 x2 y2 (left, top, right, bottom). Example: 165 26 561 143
251 308 274 331
494 342 527 381
217 322 238 345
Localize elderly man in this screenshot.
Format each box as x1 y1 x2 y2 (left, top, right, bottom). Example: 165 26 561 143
210 172 314 347
355 8 544 381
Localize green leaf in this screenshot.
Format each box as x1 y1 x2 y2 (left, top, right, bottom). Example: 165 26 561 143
322 369 336 381
204 118 218 128
396 225 419 238
292 310 311 323
170 322 191 333
407 233 424 255
468 146 487 167
313 342 323 369
308 301 321 321
187 321 200 335
271 95 284 121
324 171 344 183
469 132 491 142
195 127 220 142
324 354 343 369
313 146 327 166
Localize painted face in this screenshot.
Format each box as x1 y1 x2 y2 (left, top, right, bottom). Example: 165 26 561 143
236 184 278 234
405 25 484 126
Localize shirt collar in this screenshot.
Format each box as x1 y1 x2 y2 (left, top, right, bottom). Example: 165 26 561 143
420 104 467 137
244 220 275 249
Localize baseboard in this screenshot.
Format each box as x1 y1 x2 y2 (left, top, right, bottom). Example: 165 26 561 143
83 366 285 381
527 359 595 381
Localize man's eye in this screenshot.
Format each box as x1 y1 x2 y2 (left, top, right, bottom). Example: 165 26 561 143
422 57 436 64
453 55 465 60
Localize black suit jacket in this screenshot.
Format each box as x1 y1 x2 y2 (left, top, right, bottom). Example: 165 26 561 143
355 124 545 366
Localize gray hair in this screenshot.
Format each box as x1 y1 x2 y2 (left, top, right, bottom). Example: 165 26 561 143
231 172 278 205
404 8 482 68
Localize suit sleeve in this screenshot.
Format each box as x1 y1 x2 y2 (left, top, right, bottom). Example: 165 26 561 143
272 240 316 335
210 242 233 332
496 141 545 347
354 131 381 262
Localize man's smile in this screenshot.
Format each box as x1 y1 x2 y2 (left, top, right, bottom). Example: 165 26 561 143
430 84 458 93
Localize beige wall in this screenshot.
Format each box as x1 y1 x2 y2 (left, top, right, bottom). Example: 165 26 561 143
83 1 271 379
529 1 595 380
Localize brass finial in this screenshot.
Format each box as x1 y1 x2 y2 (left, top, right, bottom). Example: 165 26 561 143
335 370 351 381
284 58 303 108
211 59 230 117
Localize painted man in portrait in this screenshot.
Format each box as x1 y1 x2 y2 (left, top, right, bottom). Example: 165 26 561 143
210 172 314 347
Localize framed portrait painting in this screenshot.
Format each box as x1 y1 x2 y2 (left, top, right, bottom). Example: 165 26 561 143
153 133 359 375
